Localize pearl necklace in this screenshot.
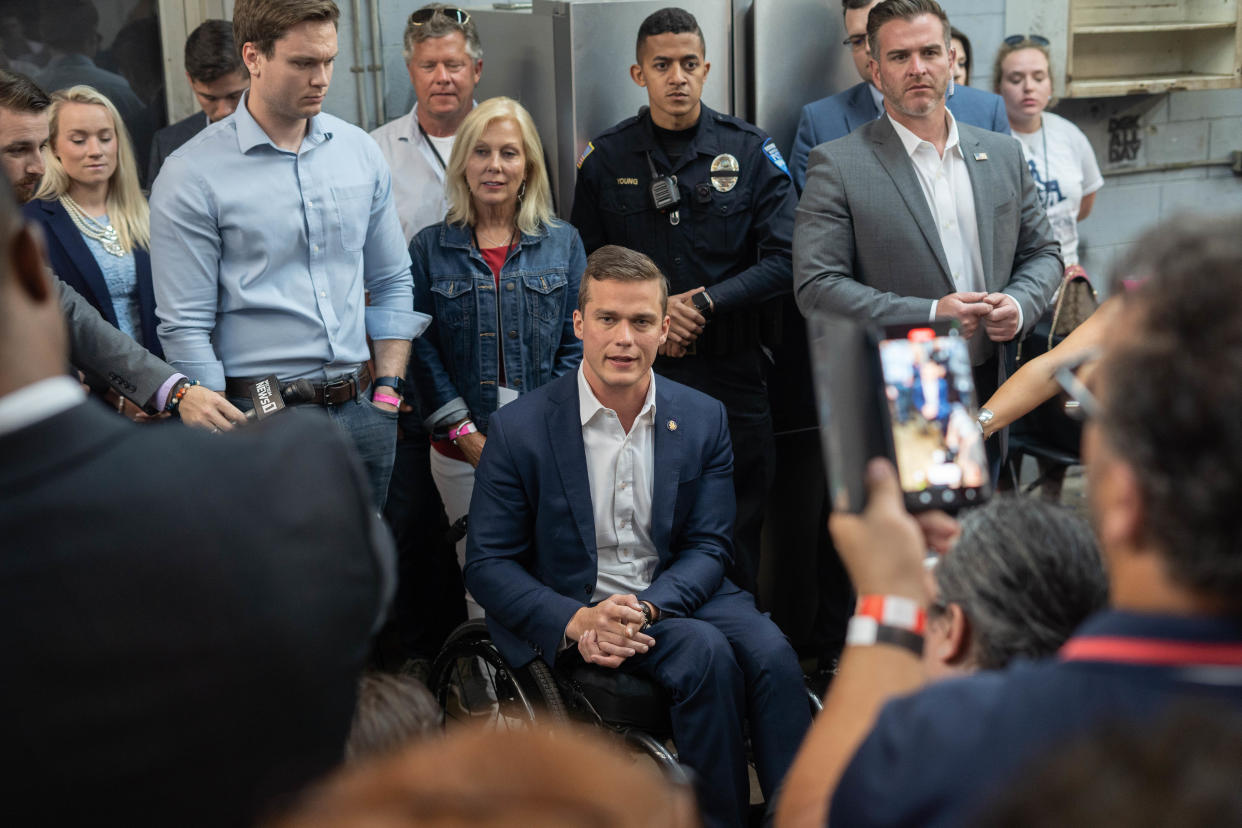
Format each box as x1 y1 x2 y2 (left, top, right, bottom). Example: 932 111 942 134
60 195 126 257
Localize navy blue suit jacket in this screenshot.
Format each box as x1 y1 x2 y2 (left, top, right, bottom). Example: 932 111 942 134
24 198 162 358
791 81 1010 191
464 370 737 669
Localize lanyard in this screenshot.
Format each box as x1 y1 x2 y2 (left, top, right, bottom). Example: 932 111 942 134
1061 635 1242 669
418 121 447 171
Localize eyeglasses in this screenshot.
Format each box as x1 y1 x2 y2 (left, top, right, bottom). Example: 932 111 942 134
1003 34 1050 47
1054 347 1102 421
842 33 868 50
409 7 471 26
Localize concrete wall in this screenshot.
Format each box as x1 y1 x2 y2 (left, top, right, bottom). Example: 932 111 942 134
942 0 1242 296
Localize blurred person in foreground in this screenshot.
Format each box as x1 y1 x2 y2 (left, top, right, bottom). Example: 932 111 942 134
776 213 1242 828
269 724 699 828
0 172 395 825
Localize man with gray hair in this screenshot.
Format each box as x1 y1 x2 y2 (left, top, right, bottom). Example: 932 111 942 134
370 5 483 670
371 4 482 244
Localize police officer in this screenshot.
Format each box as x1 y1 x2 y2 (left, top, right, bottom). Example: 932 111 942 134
571 7 797 596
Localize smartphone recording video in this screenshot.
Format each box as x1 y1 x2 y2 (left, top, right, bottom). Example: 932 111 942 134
876 323 989 510
807 312 991 514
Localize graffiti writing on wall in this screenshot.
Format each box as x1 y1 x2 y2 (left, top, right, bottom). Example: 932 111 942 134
1108 115 1141 163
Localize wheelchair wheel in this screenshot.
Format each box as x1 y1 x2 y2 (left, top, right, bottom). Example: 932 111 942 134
430 620 568 729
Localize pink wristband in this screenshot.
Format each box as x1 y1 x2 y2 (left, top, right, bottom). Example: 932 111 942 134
372 392 401 407
448 420 478 441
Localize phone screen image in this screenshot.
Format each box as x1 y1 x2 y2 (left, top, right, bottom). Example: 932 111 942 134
878 327 988 506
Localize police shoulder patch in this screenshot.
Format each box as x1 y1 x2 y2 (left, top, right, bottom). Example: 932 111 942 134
762 139 790 178
576 141 595 169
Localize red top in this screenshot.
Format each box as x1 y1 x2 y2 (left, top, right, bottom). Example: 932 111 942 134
433 243 517 464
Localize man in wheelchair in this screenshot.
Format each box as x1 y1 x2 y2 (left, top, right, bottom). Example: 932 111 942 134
464 245 811 828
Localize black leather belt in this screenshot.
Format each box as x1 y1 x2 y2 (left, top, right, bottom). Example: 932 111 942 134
225 365 372 407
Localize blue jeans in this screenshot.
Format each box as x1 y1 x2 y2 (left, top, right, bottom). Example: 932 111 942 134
229 394 398 512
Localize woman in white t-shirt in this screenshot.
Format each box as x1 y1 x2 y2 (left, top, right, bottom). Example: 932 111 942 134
993 37 1103 269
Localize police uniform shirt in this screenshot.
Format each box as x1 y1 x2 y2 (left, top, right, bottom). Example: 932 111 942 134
570 105 796 317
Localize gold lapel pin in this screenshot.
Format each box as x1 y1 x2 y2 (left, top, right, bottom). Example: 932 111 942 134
667 419 678 432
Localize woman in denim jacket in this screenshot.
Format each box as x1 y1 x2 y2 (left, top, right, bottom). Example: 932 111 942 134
411 97 585 616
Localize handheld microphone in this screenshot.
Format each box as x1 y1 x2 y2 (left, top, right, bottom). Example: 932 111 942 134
245 377 317 421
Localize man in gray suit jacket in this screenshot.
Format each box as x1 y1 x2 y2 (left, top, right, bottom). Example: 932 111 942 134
794 0 1060 397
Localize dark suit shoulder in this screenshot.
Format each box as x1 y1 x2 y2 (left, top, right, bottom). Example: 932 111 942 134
21 197 57 222
959 122 1022 157
655 374 728 421
487 371 574 434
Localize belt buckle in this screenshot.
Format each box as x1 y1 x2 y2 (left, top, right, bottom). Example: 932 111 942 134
322 375 356 406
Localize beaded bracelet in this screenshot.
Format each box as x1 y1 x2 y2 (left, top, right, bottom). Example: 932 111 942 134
166 379 200 414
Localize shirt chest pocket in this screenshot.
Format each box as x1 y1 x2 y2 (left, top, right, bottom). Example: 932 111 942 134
430 276 475 329
332 184 372 251
521 271 568 322
600 185 654 240
691 188 751 256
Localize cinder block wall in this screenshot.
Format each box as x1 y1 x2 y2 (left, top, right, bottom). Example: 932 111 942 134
942 0 1242 297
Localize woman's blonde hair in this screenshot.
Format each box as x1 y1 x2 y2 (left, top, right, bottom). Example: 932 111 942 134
444 96 556 235
34 85 150 251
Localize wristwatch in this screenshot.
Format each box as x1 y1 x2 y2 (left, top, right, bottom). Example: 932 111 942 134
690 290 714 321
373 375 406 398
639 601 656 631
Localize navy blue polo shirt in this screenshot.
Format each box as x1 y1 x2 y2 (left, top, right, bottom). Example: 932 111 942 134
830 611 1242 827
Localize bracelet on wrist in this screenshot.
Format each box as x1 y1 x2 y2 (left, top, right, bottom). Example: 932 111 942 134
372 392 401 407
855 594 927 635
166 379 200 414
448 419 478 442
846 616 924 657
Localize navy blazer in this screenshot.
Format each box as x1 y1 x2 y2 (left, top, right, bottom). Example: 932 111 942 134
24 198 162 358
791 81 1011 191
464 370 737 669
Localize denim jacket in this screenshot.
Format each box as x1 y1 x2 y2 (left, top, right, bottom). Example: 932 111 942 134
410 219 585 435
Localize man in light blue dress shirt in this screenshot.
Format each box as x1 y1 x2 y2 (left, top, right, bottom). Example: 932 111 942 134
150 0 428 508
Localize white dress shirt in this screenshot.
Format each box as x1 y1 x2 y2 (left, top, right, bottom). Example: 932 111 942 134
889 112 1020 362
578 366 660 602
0 376 85 437
370 103 455 244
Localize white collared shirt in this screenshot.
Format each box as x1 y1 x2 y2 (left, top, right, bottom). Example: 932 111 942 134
577 366 659 602
0 376 86 437
889 111 986 301
889 112 1015 363
370 103 455 244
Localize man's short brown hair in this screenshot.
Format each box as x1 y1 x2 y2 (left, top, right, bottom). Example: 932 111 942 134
0 69 50 114
866 0 951 58
232 0 340 60
578 245 669 315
